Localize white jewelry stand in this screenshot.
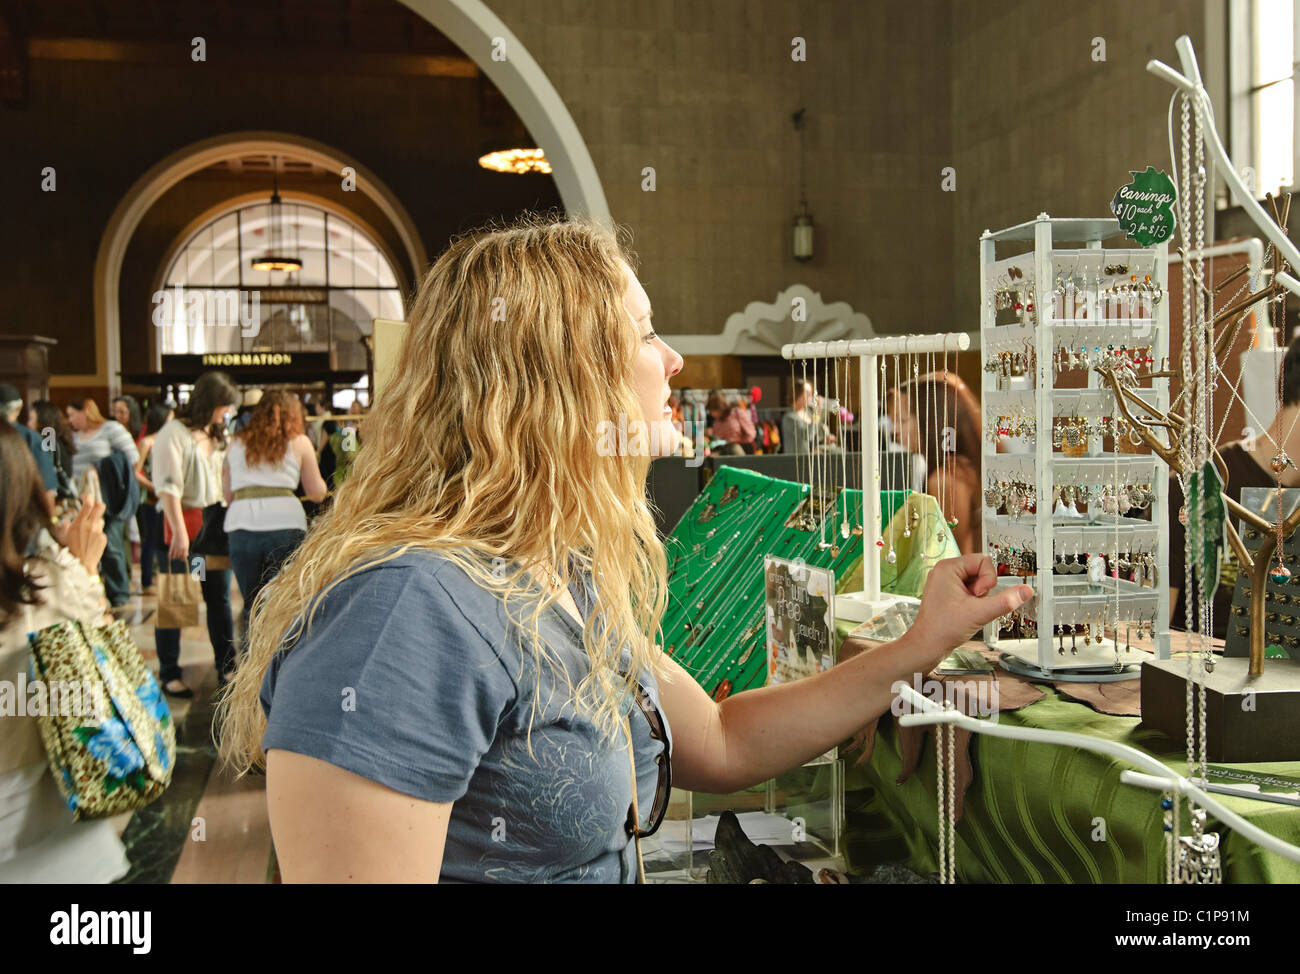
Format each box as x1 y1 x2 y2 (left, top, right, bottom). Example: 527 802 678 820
781 332 971 622
979 215 1172 679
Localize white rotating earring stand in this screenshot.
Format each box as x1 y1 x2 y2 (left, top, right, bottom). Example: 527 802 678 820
980 214 1172 679
782 331 971 623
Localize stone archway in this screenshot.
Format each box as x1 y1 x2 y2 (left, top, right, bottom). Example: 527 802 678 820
79 132 426 396
395 0 610 225
83 0 610 397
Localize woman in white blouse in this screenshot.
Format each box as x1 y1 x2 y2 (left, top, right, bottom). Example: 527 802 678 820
150 373 241 698
0 421 129 883
222 391 327 654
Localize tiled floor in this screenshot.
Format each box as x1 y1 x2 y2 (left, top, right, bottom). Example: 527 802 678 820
112 563 275 884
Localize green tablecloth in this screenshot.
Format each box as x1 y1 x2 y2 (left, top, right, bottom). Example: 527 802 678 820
834 623 1300 883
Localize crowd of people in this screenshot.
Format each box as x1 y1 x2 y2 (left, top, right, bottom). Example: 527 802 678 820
678 372 983 555
0 374 364 879
0 379 361 696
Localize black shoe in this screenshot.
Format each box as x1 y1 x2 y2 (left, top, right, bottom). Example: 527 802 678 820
162 680 194 699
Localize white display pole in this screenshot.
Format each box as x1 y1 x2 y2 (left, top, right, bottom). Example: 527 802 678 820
782 331 971 622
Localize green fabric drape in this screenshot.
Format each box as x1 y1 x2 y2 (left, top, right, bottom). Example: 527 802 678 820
832 621 1300 883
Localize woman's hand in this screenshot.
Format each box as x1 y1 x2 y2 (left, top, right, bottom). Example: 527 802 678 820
53 494 107 576
169 527 189 563
908 554 1033 667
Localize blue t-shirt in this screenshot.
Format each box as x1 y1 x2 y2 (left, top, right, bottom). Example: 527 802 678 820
17 422 58 492
260 549 671 883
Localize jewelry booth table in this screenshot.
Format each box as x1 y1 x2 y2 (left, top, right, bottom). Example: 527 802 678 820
832 622 1300 884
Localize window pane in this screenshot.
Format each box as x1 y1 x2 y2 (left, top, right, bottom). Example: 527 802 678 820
328 220 354 287
352 246 378 287
211 212 239 251
155 199 409 356
1255 0 1294 85
379 289 404 320
1256 77 1294 193
212 248 241 287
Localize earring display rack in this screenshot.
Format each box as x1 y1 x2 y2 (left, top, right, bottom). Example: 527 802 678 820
979 214 1172 679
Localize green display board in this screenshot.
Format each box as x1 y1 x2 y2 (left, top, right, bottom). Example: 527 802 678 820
662 466 909 700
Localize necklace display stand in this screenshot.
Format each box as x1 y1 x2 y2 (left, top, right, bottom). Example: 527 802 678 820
781 332 970 623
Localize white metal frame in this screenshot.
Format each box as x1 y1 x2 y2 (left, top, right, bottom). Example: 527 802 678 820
1149 37 1300 298
979 216 1172 675
781 332 971 622
896 684 1300 866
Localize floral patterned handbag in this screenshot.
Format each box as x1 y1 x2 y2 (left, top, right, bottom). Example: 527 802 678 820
28 618 176 820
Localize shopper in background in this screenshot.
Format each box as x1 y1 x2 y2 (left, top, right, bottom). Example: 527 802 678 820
219 215 1029 883
0 385 57 510
65 398 138 607
781 380 838 455
705 390 755 455
111 395 143 441
889 371 983 555
134 403 173 596
317 419 339 486
32 401 75 486
324 420 358 488
112 396 145 576
0 420 129 883
151 372 240 698
302 400 324 451
223 390 328 654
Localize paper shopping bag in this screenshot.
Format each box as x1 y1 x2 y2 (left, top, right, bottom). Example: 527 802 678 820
156 571 202 629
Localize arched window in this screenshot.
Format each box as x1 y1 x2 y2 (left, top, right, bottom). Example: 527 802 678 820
156 200 405 370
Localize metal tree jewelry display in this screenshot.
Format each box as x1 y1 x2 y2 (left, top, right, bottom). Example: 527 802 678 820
1097 192 1295 678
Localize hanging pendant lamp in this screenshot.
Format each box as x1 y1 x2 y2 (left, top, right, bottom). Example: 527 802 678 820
250 155 302 273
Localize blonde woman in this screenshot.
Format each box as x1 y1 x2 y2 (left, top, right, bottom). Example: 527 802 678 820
219 216 1030 884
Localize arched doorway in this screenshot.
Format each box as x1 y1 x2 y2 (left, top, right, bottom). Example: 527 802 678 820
83 132 425 398
87 0 609 398
155 198 406 377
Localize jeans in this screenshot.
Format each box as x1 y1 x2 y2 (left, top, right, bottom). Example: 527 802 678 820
228 529 305 653
99 517 131 607
136 503 165 589
154 555 235 685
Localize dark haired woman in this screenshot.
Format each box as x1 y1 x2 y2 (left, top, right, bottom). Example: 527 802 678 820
112 395 143 441
150 372 241 698
134 403 174 595
32 400 76 493
223 390 327 653
65 398 138 606
0 420 129 881
889 371 982 555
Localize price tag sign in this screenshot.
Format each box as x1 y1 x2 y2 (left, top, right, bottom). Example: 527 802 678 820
1110 166 1178 246
764 555 836 686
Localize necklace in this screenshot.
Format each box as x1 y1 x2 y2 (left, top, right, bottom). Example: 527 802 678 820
881 355 895 562
1176 89 1221 884
1270 257 1293 586
935 713 957 883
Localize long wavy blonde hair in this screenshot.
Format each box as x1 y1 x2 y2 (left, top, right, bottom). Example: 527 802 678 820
218 214 669 774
